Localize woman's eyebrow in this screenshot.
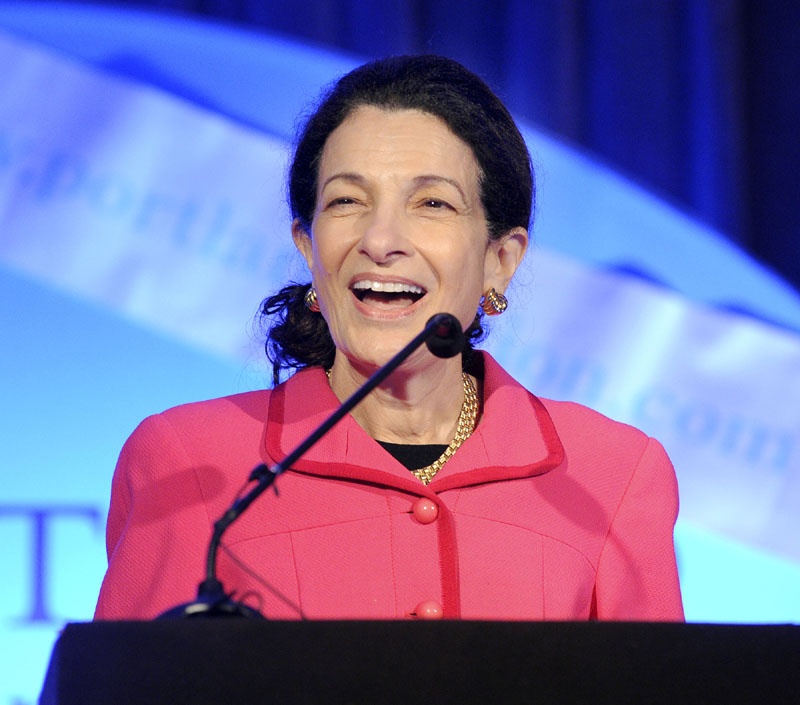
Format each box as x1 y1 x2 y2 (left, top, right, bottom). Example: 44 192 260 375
413 175 468 204
320 172 469 206
320 172 365 191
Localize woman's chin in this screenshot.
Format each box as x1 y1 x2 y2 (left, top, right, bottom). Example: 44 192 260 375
330 297 465 372
337 335 441 375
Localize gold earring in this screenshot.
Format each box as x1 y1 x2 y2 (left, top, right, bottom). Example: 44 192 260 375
304 286 320 312
480 288 508 315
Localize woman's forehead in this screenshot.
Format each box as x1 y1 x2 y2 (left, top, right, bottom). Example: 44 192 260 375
317 106 480 191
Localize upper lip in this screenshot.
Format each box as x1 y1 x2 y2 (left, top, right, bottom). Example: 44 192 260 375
349 274 427 294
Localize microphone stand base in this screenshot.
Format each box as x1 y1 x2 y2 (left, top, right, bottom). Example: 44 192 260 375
157 599 265 619
156 580 266 619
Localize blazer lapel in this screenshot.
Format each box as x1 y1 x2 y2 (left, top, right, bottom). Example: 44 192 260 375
263 354 564 495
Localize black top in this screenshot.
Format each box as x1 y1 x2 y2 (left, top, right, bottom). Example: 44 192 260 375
378 441 448 471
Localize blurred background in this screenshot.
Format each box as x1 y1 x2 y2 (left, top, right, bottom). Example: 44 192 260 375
1 2 798 703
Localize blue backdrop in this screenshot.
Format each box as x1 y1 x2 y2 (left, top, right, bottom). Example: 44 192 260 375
0 4 799 704
22 0 799 293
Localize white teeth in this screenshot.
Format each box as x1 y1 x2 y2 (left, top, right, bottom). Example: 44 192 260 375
351 280 424 294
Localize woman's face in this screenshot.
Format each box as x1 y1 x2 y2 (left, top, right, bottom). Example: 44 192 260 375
293 106 526 371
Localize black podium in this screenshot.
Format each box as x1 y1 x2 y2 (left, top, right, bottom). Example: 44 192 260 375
40 620 799 704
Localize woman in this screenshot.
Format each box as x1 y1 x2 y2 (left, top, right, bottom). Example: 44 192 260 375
95 56 683 621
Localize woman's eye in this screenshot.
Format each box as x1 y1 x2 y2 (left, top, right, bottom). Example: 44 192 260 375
326 197 356 208
422 199 452 210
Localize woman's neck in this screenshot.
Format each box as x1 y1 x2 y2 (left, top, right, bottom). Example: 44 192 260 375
327 353 468 445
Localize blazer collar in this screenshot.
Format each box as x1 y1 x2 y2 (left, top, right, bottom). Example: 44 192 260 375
264 352 564 495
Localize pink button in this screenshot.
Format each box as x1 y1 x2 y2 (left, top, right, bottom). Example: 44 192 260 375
412 497 439 524
413 600 443 620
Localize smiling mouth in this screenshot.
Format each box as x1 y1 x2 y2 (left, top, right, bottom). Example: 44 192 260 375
351 280 426 309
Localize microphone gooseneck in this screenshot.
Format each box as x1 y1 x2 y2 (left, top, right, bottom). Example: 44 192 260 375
157 313 466 619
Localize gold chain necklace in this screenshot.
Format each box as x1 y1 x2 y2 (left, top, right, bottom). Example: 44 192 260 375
325 369 479 485
412 373 479 485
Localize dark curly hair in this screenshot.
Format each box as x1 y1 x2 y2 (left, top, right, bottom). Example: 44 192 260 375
262 55 534 385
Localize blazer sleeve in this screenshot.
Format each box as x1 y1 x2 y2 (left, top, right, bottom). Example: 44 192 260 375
593 436 684 621
94 413 212 620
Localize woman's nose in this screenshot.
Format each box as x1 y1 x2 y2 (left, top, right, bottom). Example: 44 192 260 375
357 206 412 264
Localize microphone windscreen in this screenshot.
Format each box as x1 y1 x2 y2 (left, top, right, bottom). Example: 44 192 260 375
425 313 465 358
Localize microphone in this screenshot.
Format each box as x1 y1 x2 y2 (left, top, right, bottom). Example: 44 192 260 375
425 313 465 358
158 313 466 619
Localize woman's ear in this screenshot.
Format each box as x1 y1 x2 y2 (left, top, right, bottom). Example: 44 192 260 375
292 219 314 270
483 227 529 294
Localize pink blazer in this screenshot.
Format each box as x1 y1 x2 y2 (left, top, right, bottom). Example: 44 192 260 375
95 353 683 621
